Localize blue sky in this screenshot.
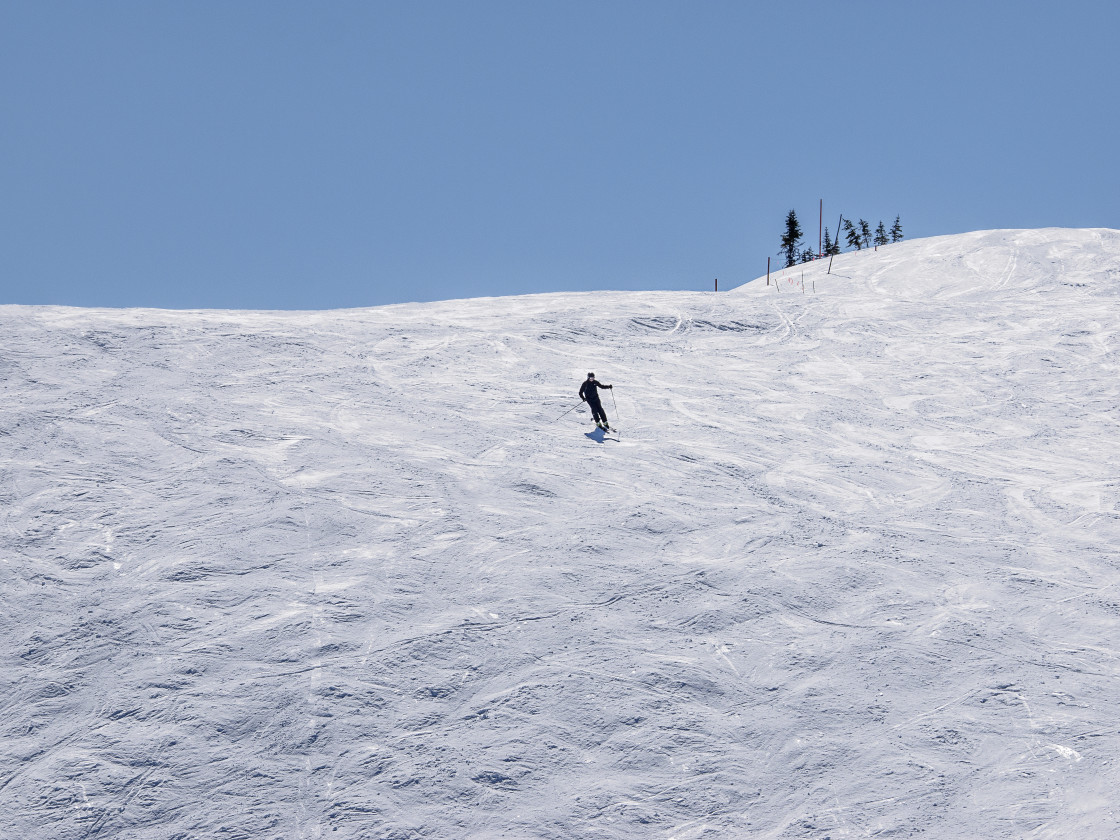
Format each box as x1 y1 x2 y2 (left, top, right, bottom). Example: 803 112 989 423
2 1 1117 309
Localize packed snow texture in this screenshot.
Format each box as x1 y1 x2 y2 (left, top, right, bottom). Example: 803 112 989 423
3 228 1120 839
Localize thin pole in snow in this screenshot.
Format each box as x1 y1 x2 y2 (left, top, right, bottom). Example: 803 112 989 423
767 257 770 286
550 402 583 423
828 214 842 275
714 278 718 292
819 199 823 258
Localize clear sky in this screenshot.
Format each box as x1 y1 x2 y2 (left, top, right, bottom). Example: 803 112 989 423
2 1 1117 310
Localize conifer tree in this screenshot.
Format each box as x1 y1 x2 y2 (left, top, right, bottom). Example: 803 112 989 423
890 215 903 243
800 246 816 263
859 219 872 250
844 219 862 250
780 210 803 268
823 227 834 257
874 221 889 247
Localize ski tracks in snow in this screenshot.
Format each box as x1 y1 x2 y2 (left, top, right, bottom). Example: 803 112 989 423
3 230 1120 838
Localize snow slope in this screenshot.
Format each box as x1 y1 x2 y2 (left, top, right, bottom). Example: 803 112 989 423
3 228 1120 839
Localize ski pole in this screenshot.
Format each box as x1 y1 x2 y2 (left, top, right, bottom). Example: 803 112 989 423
610 387 621 432
551 401 583 423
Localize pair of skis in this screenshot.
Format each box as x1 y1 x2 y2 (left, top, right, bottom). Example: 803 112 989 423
551 387 622 437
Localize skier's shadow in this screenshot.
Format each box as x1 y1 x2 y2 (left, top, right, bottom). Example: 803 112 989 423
584 427 616 444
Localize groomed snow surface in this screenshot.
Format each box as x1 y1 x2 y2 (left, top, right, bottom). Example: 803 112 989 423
3 228 1120 839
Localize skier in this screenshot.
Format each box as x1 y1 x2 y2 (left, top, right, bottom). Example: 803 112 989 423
579 372 613 430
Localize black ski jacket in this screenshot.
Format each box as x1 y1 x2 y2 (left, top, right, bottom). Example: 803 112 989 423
579 378 611 404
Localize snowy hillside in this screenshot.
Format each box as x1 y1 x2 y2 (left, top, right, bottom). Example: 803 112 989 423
3 228 1120 839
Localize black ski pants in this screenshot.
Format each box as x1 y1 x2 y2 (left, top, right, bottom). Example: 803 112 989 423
587 398 608 425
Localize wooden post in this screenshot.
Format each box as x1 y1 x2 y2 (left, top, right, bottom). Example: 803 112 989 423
818 199 823 258
714 278 718 292
767 257 770 286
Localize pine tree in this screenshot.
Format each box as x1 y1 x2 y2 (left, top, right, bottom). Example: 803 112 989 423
800 246 816 263
844 219 862 250
890 215 903 243
780 210 803 268
874 221 889 247
859 219 872 250
823 227 834 256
